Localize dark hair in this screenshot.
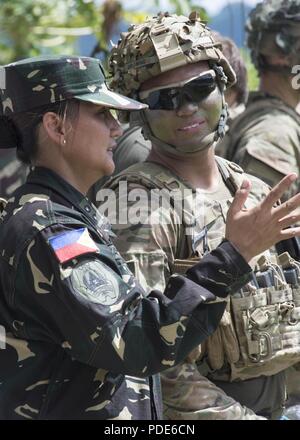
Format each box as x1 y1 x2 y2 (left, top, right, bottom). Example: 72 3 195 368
212 32 248 105
9 99 80 165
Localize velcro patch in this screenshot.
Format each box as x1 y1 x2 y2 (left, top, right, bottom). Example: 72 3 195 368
70 259 120 305
49 227 98 263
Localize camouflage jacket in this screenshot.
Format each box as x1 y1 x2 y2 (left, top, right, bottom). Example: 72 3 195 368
220 91 300 201
0 167 251 420
102 157 293 420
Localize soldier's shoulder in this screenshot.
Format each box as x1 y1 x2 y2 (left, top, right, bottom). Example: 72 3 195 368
232 93 296 128
217 156 270 196
2 192 51 226
217 157 244 174
245 93 300 124
245 172 271 196
113 127 151 173
244 170 270 186
106 161 176 191
0 194 51 266
256 108 300 129
117 126 151 151
1 192 86 247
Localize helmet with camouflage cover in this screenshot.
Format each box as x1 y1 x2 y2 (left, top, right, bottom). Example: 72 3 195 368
109 11 236 99
0 55 146 149
108 11 237 156
247 0 300 72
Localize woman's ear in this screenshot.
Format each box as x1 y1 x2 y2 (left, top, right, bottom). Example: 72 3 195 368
42 112 66 146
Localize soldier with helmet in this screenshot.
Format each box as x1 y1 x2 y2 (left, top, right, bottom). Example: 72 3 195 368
88 30 248 199
221 0 300 202
102 11 300 419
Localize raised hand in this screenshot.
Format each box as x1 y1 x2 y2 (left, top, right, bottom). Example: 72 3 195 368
226 174 300 262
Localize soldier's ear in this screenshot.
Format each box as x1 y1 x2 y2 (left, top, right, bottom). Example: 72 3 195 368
42 112 65 145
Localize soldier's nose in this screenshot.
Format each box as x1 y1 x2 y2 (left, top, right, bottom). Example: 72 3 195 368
176 101 198 117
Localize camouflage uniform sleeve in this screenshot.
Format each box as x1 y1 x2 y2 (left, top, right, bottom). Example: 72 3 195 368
14 224 251 377
231 112 300 201
161 362 266 420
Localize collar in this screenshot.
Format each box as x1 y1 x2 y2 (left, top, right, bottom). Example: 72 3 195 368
26 166 113 241
248 91 293 108
247 91 300 118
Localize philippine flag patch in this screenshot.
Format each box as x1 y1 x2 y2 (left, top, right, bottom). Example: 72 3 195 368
49 228 99 263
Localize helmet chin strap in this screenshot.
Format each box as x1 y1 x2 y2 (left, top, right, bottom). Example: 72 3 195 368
130 89 229 158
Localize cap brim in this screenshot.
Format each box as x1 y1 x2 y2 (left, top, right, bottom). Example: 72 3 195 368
75 88 148 111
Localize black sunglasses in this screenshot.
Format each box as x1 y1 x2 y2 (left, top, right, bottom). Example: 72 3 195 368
139 71 217 111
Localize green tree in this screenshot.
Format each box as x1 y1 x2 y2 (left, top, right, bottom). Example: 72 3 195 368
0 0 99 63
240 48 259 91
0 0 210 65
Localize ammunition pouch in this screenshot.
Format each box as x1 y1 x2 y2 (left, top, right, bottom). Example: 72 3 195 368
230 284 300 380
174 255 300 381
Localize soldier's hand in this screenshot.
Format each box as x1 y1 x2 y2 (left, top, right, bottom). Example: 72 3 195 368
225 173 300 262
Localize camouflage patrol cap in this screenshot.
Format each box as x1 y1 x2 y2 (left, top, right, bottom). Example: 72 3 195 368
109 11 236 99
0 55 147 116
246 0 300 70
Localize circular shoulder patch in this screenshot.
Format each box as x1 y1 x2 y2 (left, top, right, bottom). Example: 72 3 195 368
70 259 120 305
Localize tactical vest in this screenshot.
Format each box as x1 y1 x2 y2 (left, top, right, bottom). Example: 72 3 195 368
107 156 300 381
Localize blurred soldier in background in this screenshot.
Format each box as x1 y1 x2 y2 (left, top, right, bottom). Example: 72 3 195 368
90 0 127 62
214 32 248 156
220 1 300 410
212 32 248 124
221 0 300 202
0 149 27 198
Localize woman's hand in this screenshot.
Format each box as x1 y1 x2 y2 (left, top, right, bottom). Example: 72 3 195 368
226 173 300 262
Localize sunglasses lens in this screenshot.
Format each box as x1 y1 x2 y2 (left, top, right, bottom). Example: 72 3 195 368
145 90 160 110
186 84 216 102
160 90 179 110
190 74 216 101
141 73 217 110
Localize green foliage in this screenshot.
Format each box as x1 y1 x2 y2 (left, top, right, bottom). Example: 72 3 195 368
0 0 100 63
240 48 259 91
123 11 149 25
0 0 219 77
0 0 52 62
